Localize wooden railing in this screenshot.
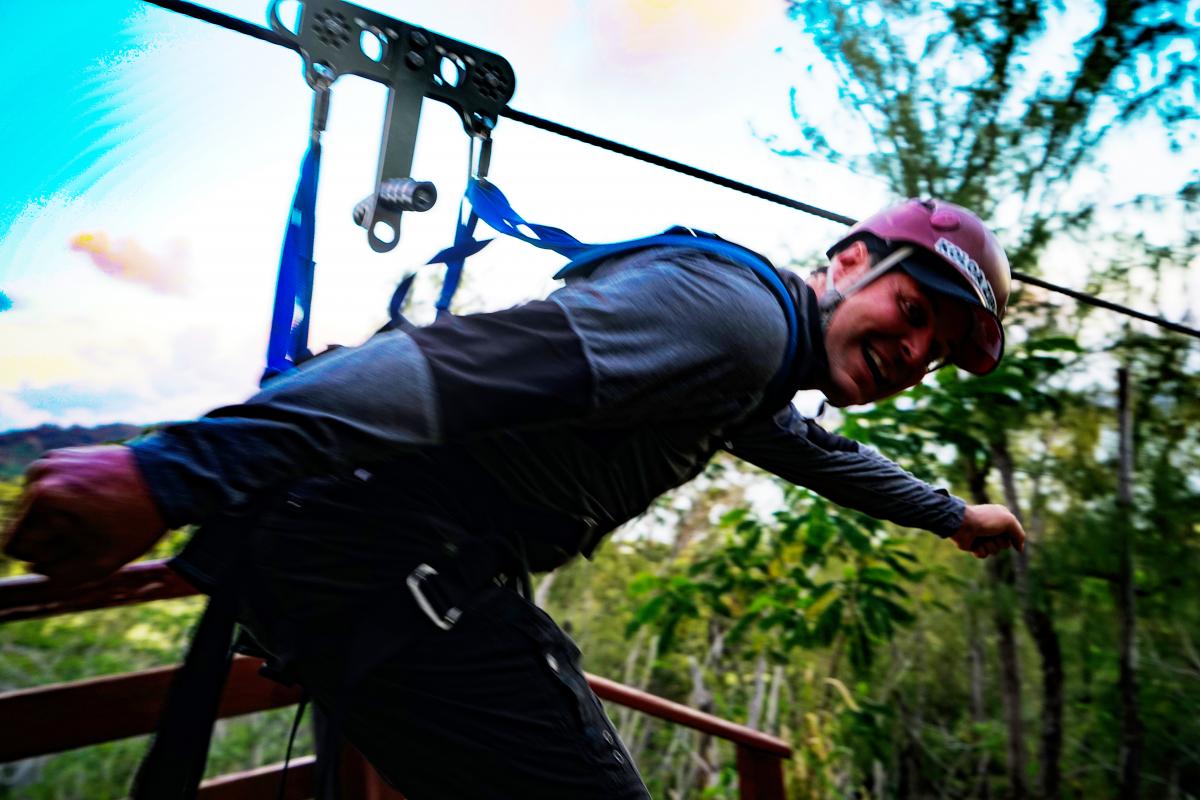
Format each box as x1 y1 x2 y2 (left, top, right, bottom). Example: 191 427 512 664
0 560 791 799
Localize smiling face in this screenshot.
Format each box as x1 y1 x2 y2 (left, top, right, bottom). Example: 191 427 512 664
816 240 971 407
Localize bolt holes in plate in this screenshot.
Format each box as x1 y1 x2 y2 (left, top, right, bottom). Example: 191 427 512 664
360 29 386 62
272 0 303 35
435 54 466 87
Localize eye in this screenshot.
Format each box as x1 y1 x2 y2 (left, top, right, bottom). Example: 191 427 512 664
900 295 928 328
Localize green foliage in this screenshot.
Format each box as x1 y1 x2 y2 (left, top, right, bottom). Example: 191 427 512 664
4 7 1199 788
629 490 924 675
782 0 1198 268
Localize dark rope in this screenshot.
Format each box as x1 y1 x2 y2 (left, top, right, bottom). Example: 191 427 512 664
277 697 309 800
135 0 1200 341
502 108 1200 340
1012 272 1198 338
141 0 299 51
500 108 857 225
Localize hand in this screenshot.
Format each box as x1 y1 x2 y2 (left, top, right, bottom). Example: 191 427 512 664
950 503 1026 559
2 446 167 586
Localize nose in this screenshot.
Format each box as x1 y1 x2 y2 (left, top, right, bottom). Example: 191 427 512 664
898 325 936 371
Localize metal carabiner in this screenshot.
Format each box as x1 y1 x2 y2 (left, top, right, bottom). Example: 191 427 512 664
406 563 463 631
309 78 331 145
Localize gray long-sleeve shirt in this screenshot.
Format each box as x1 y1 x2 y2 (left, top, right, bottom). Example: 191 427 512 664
132 244 963 569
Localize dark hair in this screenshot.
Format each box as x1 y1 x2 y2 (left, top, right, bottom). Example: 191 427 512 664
835 232 947 275
830 232 889 260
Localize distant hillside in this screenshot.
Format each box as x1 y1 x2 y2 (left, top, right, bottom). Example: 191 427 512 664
0 423 146 480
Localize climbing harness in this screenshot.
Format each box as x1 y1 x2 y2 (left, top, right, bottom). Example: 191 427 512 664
137 5 518 797
145 3 802 796
445 176 802 393
257 0 801 390
260 0 515 378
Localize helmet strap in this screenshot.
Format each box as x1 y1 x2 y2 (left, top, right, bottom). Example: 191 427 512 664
818 245 914 329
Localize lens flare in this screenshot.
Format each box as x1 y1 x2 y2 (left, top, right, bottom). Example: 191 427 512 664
69 231 189 295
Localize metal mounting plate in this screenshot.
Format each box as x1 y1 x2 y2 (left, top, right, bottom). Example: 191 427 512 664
268 0 516 251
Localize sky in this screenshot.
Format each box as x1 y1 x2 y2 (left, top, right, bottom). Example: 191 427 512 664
0 0 1196 433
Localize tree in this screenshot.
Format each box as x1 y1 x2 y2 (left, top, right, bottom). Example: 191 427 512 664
778 2 1197 796
782 0 1198 271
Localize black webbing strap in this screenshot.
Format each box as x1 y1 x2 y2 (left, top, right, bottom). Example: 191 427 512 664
131 593 238 799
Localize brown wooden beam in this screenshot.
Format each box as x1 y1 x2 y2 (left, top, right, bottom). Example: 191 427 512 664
337 742 409 799
586 673 792 758
197 755 315 800
0 559 198 623
0 656 302 762
0 564 794 774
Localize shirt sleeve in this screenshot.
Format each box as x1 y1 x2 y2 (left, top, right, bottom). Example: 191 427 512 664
724 405 965 537
131 247 788 527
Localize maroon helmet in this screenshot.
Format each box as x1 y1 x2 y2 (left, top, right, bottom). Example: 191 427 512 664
827 199 1011 375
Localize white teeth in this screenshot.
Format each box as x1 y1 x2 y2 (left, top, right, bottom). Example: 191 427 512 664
866 348 885 382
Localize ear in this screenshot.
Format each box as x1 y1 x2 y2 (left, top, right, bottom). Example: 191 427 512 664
830 239 872 287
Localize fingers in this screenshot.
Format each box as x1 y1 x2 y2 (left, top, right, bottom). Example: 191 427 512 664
6 452 72 549
23 458 53 483
1011 522 1027 554
4 445 162 587
5 462 92 569
2 484 47 560
955 504 1028 560
4 497 81 565
5 493 118 586
969 535 1013 559
976 539 1006 558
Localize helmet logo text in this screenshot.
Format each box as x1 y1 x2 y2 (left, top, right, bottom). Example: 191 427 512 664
935 238 997 314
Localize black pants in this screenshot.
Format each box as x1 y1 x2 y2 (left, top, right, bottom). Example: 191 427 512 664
223 459 650 799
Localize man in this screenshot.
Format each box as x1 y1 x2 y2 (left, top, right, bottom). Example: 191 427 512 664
4 198 1024 798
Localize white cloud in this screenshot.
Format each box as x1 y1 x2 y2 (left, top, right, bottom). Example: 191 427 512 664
3 0 892 432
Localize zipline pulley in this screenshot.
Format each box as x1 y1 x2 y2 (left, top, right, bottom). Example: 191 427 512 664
267 0 515 252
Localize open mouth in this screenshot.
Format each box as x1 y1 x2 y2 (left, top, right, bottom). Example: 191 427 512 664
862 343 886 390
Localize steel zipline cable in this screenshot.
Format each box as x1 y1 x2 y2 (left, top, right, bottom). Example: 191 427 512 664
141 0 1200 341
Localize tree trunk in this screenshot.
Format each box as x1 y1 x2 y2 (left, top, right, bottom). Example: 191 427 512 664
965 452 1027 799
989 562 1027 800
746 651 768 730
616 627 646 739
683 623 725 793
968 592 992 800
765 664 785 735
993 438 1063 800
1114 366 1142 799
1025 598 1063 800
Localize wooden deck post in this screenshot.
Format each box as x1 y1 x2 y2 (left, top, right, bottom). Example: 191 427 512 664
735 742 787 800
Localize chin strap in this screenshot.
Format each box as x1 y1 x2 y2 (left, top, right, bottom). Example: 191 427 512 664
818 245 914 329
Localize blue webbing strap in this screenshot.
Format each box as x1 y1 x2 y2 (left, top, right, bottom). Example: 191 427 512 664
428 192 492 317
464 179 589 256
452 177 800 391
263 140 321 383
558 234 799 385
423 178 588 316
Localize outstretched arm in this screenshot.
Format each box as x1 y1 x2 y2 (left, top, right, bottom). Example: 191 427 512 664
726 405 1024 558
4 248 788 583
